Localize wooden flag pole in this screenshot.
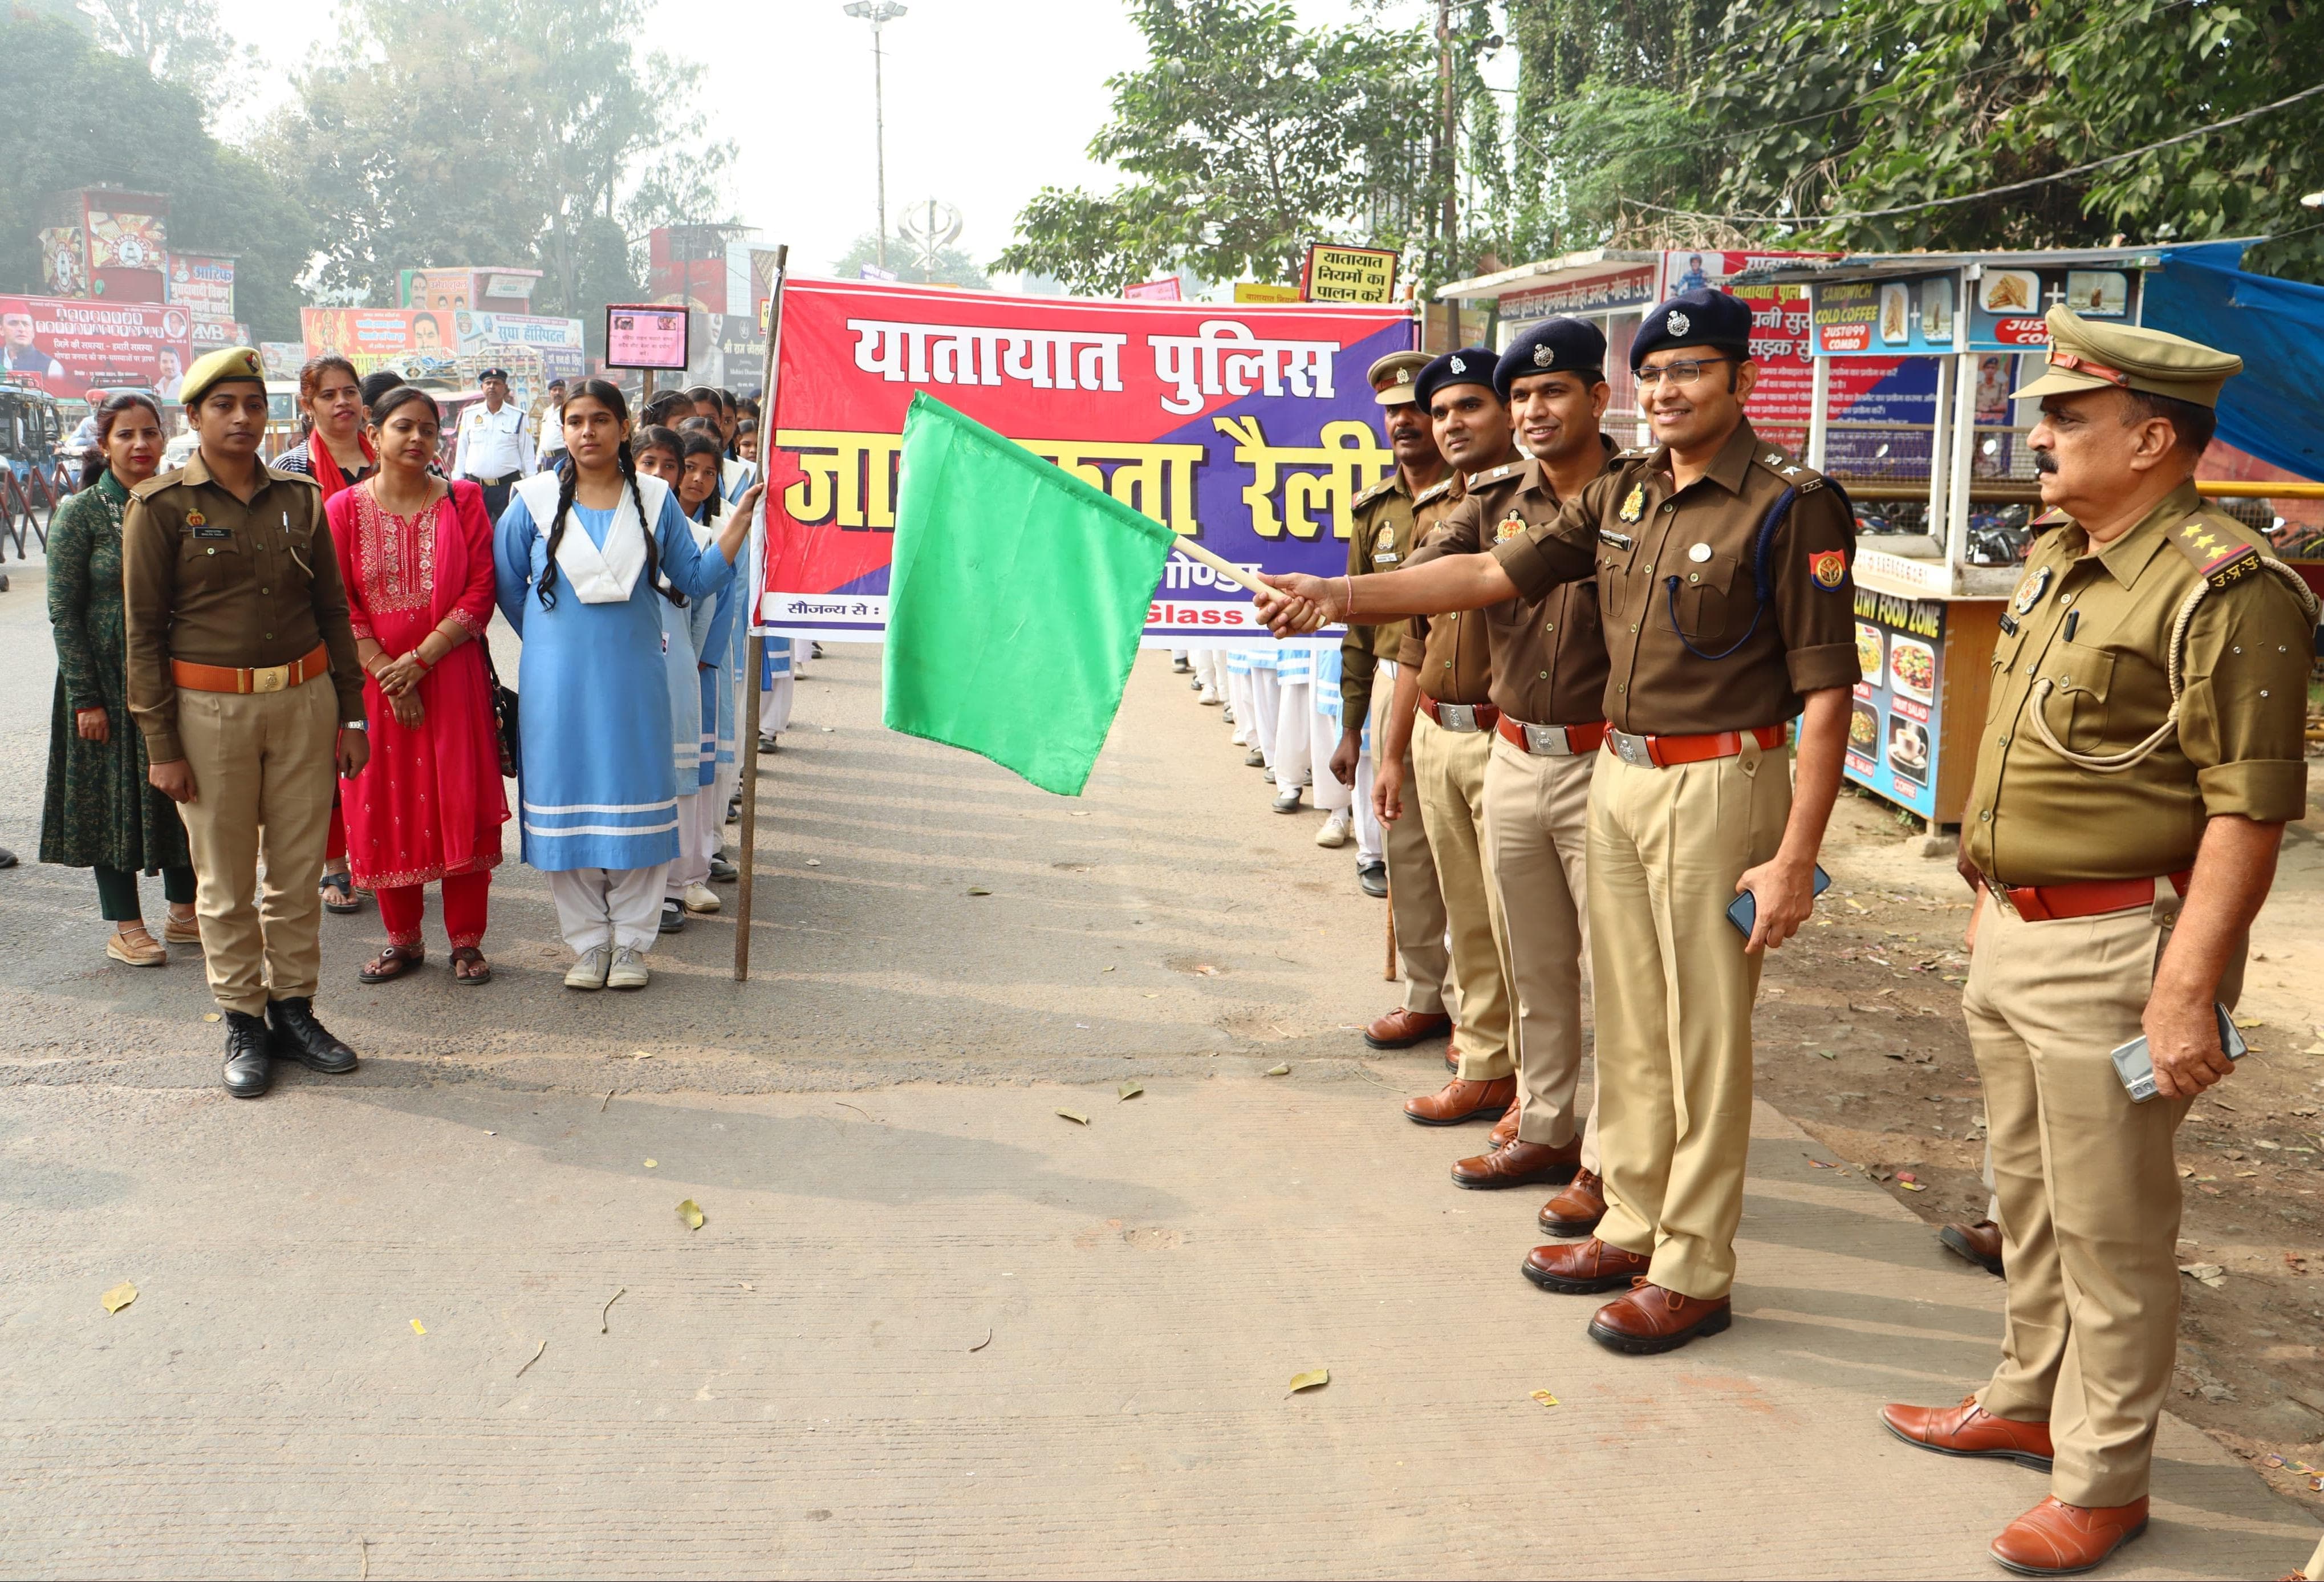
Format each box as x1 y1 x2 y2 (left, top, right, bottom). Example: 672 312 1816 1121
1170 536 1271 597
732 244 789 983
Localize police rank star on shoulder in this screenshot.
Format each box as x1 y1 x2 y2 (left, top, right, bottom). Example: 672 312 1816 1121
120 347 372 1098
1256 289 1860 1357
1878 309 2317 1580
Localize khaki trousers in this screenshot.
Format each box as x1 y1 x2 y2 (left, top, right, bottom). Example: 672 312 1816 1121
1482 734 1600 1165
1409 710 1512 1080
173 678 339 1017
1372 664 1449 1019
1967 900 2191 1507
1587 740 1789 1300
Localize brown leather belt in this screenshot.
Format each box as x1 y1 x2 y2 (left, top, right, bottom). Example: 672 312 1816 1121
1494 715 1609 757
1996 870 2191 923
171 643 331 695
1604 723 1787 768
1419 697 1500 733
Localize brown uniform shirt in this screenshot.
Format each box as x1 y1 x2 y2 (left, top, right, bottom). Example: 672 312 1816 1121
1962 482 2313 887
121 451 366 763
1415 437 1618 726
1399 472 1497 706
1340 468 1454 722
1489 419 1860 735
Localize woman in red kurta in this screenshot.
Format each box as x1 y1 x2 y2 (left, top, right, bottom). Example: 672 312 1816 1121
326 386 509 984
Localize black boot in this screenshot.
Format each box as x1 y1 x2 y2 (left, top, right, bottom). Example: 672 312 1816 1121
223 1011 273 1098
266 996 359 1074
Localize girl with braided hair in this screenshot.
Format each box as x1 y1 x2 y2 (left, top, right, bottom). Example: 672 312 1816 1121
491 380 747 991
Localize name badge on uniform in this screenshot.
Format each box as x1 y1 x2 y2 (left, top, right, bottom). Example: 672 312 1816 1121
1373 524 1399 566
192 526 230 540
1618 484 1646 524
1598 528 1634 550
1494 511 1527 544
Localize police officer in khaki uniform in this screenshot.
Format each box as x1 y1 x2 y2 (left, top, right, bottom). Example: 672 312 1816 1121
1379 348 1522 1127
123 347 370 1100
1409 318 1615 1215
1339 351 1457 1050
1879 310 2315 1577
1256 290 1859 1355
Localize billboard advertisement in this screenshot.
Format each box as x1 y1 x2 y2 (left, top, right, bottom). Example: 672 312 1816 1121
302 307 461 382
0 295 192 396
82 196 168 303
167 254 235 319
758 278 1410 646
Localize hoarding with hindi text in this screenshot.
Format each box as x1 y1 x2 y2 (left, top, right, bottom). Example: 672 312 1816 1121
758 278 1412 647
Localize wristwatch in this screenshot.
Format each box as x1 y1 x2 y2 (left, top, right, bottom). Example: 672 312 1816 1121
343 719 368 731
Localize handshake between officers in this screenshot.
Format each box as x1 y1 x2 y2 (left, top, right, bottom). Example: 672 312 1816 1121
1256 289 1861 1357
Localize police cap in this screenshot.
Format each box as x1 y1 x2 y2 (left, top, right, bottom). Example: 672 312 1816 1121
179 346 267 408
2010 306 2241 409
1495 317 1608 399
1413 346 1498 414
1630 289 1754 369
1367 350 1429 406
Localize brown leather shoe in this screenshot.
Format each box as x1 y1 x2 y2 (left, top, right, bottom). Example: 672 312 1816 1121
1486 1100 1519 1149
1587 1279 1732 1354
1989 1496 2147 1576
1403 1075 1514 1126
1940 1219 2006 1277
1538 1169 1606 1236
1880 1396 2053 1470
1453 1137 1580 1190
1366 1007 1452 1049
1520 1236 1650 1293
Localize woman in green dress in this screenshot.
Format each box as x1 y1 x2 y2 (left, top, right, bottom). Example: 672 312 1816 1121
40 393 198 967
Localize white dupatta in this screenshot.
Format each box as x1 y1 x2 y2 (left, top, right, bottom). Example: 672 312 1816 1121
517 469 669 605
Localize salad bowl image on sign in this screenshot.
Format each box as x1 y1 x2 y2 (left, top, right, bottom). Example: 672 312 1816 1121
1887 635 1936 704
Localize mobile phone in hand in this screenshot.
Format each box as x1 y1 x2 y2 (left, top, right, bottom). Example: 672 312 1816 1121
1725 865 1833 939
2111 1005 2247 1102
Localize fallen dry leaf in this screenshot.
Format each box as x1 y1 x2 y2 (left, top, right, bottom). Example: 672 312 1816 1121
1899 1182 1927 1192
1289 1368 1330 1393
1102 964 1116 972
2179 1262 2227 1289
678 1198 705 1231
805 858 821 867
1193 965 1219 976
1142 992 1159 999
515 1339 547 1379
1056 1109 1090 1125
411 1319 426 1335
1264 1064 1291 1077
201 1012 221 1023
967 886 992 897
100 1281 137 1315
1530 1389 1559 1408
1119 1081 1144 1101
644 1159 658 1169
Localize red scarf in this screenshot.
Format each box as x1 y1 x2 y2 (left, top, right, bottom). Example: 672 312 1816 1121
305 427 377 501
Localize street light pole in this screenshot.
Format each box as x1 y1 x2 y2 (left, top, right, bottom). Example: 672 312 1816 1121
843 2 908 273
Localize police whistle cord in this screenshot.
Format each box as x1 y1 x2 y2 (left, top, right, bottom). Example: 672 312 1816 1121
2027 555 2318 774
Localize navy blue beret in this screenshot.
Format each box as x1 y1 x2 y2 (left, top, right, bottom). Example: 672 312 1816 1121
1494 318 1608 398
1631 289 1755 368
1413 346 1498 412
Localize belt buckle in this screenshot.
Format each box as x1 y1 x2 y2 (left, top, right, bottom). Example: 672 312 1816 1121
1608 728 1655 767
1521 722 1570 756
250 662 290 694
1436 703 1477 732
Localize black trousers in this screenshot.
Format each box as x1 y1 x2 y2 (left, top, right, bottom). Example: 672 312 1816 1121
478 479 513 524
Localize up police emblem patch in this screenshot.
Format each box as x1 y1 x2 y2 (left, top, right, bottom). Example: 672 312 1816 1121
1810 550 1846 591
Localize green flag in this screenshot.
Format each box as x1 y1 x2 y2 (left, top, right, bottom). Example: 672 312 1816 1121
882 393 1175 796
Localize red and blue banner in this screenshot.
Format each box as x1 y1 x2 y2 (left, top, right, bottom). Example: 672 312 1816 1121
758 279 1412 646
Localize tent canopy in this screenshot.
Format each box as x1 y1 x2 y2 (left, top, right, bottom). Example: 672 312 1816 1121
2147 241 2324 482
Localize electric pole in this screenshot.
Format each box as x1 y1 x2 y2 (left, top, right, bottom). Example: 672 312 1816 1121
843 2 908 272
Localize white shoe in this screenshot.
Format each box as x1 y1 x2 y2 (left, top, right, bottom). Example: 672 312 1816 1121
1314 811 1351 849
564 944 611 989
1197 685 1222 705
682 882 721 914
606 946 649 991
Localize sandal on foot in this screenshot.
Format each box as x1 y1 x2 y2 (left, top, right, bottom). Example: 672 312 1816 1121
107 925 167 968
320 871 361 914
450 946 492 985
163 908 203 946
359 943 424 983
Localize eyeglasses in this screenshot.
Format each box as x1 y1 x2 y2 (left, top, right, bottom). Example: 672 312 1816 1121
1632 356 1732 390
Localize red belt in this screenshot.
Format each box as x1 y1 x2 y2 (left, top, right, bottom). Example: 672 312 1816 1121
171 643 332 695
1494 716 1609 757
1997 870 2191 923
1604 723 1787 768
1420 697 1500 733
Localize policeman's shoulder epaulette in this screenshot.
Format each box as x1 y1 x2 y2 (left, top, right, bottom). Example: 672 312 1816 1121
1465 462 1519 490
1613 445 1655 463
129 469 185 500
2030 508 2074 531
1413 478 1454 505
265 463 320 487
2163 510 2266 592
1752 447 1827 492
1352 476 1400 509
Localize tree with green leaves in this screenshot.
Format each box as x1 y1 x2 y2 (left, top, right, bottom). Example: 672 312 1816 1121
0 10 314 339
74 0 258 111
996 0 1436 295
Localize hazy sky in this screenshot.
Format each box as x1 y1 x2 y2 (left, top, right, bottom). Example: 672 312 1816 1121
214 0 1507 285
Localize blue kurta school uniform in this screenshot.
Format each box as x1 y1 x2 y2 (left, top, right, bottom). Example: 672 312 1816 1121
493 473 735 872
686 505 739 789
